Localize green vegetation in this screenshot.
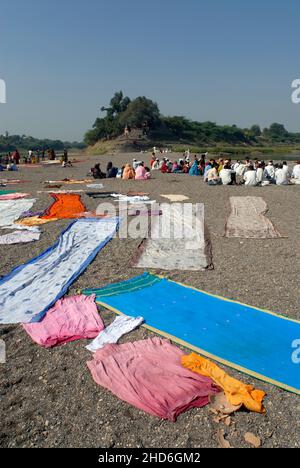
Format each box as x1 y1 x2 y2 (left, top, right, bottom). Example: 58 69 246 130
0 133 85 154
85 91 300 153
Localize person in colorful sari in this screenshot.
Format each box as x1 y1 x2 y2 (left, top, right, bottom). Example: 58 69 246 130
122 164 135 180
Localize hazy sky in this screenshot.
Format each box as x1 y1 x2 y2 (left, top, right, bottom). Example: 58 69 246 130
1 0 300 141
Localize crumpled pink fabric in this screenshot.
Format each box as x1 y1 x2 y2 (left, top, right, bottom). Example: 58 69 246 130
87 337 219 421
23 295 104 348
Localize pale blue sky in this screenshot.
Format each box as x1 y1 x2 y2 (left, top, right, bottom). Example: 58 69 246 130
1 0 300 141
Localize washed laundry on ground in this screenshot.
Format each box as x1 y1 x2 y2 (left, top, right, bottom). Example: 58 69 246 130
87 337 219 421
84 273 300 395
0 217 119 324
41 194 86 219
23 295 104 348
161 194 190 202
225 197 282 238
0 198 37 229
0 230 41 245
182 353 266 413
132 204 212 271
86 315 144 352
0 193 30 201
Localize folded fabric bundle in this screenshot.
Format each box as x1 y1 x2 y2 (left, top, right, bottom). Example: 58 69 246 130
182 353 266 413
41 194 86 219
225 197 282 238
84 273 300 395
87 337 219 421
0 230 41 245
0 218 119 324
86 315 144 352
23 295 104 348
0 193 30 201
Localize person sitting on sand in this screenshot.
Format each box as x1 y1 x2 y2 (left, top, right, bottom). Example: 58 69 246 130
244 165 257 186
91 163 106 179
106 162 118 178
160 160 169 174
150 153 156 168
256 162 269 186
152 158 160 170
275 164 289 185
62 149 73 167
206 163 221 185
291 161 300 181
135 163 151 180
123 163 135 180
264 161 276 183
189 159 200 176
220 163 233 185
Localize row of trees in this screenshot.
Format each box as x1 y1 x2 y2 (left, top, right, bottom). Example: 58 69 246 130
84 91 300 147
0 133 85 153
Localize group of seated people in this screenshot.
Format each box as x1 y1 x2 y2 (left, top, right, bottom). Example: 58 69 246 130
204 158 300 186
90 160 151 181
150 153 206 175
150 152 300 186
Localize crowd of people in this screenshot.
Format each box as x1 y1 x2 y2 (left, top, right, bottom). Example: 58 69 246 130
150 153 300 186
0 148 72 170
89 152 300 186
90 160 151 180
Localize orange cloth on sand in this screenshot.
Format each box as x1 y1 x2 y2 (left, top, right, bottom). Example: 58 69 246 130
41 194 86 220
181 353 266 413
16 217 58 226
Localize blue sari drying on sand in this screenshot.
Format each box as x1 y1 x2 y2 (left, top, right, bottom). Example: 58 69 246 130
84 273 300 395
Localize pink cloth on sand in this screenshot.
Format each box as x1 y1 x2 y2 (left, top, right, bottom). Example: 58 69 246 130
0 193 30 200
87 337 219 421
23 295 104 348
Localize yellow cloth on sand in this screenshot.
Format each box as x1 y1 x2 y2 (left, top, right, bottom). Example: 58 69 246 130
181 353 266 413
16 217 58 226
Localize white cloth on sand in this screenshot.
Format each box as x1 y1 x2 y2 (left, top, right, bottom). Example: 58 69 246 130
0 230 40 245
0 218 119 324
0 199 40 232
86 315 144 352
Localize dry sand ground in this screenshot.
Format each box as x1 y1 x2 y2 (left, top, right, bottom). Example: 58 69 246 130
0 153 300 448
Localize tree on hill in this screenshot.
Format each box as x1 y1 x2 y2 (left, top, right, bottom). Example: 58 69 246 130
118 97 161 129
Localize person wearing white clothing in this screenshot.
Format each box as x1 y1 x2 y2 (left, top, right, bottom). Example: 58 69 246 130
275 164 289 185
256 163 269 186
282 162 291 179
265 162 276 181
244 166 258 186
292 161 300 179
220 164 233 185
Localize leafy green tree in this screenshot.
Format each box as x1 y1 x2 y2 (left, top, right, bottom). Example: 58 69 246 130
119 97 161 129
